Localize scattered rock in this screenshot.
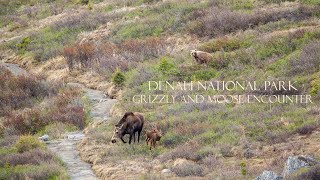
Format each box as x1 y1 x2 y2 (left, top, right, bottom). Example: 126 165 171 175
283 155 318 177
38 134 49 141
254 171 282 180
161 169 171 174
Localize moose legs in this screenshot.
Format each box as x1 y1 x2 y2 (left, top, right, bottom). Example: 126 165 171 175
149 139 156 150
138 129 142 143
129 133 133 144
130 130 142 144
133 133 136 143
120 137 127 143
120 130 143 145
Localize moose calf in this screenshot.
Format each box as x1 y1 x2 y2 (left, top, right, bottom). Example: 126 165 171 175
146 128 162 150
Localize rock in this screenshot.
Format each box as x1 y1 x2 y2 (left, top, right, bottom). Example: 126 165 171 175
283 155 318 177
39 134 49 141
254 171 282 180
161 169 171 174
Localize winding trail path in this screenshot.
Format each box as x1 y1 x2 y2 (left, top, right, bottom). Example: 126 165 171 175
47 83 116 180
1 63 116 180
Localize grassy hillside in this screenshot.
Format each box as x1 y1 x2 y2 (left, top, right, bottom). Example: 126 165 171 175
1 0 319 179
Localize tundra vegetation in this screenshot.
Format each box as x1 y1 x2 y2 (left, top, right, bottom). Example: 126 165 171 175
0 66 88 178
1 0 320 179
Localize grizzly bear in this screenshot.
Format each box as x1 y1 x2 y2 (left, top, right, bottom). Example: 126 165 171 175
190 49 213 65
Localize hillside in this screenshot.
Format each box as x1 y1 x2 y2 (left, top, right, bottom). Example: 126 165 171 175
0 0 320 179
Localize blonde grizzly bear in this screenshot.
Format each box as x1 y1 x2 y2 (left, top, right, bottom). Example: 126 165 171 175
190 49 213 65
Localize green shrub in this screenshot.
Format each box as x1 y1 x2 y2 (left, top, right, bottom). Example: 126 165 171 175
112 68 126 87
193 70 219 81
16 37 30 53
15 135 44 153
158 57 177 75
162 132 186 147
80 0 89 5
255 37 293 60
87 0 93 10
240 161 247 176
301 0 320 5
200 35 253 53
310 78 320 96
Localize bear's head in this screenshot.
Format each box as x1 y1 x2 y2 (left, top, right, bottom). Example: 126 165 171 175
190 49 198 58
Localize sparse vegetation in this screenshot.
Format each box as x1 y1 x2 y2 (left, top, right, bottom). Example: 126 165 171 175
171 162 205 177
0 136 67 179
15 135 44 153
1 0 320 179
0 66 85 178
2 71 86 135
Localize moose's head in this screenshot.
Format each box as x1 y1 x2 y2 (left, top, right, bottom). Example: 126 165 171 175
111 124 124 143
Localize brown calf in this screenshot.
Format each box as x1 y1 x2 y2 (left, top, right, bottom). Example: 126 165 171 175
146 128 162 150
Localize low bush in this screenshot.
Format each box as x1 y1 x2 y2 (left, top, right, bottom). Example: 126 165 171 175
209 0 255 10
293 165 320 180
289 41 320 75
203 154 221 170
188 5 316 38
295 124 317 135
15 135 44 153
0 148 54 167
219 144 234 157
161 132 187 148
16 37 30 53
4 108 46 135
112 68 126 87
158 57 178 76
3 86 86 135
7 11 111 61
301 0 320 5
119 37 171 62
64 37 171 75
160 141 201 161
0 163 67 180
0 68 52 116
200 35 253 53
113 2 206 39
310 78 320 97
171 163 205 177
0 136 19 148
263 130 293 144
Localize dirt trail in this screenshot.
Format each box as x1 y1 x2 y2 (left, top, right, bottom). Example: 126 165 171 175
1 63 117 180
47 83 116 180
47 132 97 180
